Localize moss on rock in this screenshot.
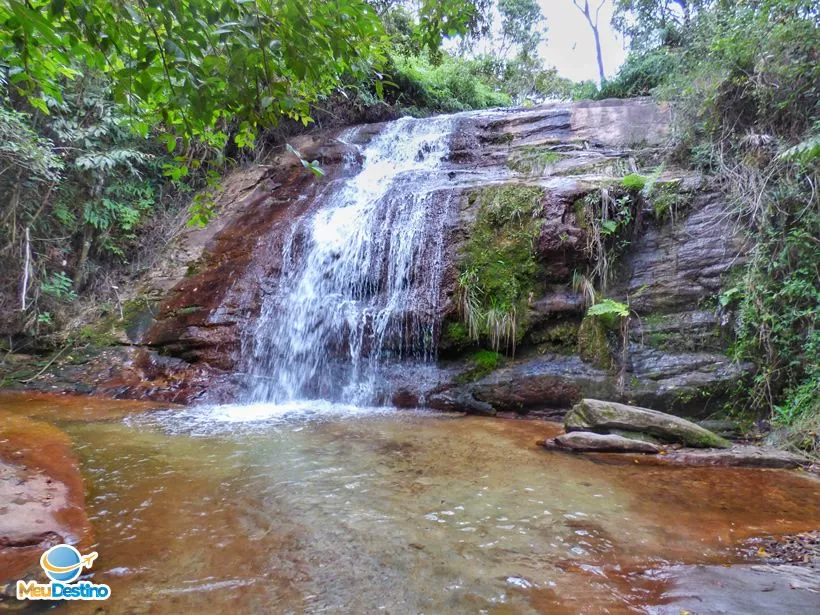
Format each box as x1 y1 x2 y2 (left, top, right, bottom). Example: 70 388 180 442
577 315 613 370
507 147 564 175
531 320 580 354
457 184 546 351
455 350 505 384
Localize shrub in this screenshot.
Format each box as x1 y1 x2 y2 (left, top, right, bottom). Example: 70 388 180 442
388 55 511 113
597 48 680 99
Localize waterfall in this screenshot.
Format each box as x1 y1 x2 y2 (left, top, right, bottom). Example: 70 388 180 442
244 116 456 405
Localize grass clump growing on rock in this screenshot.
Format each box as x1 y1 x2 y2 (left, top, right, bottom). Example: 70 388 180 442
458 185 545 353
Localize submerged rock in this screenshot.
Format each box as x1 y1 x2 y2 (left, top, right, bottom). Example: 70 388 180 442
543 431 660 454
566 399 731 448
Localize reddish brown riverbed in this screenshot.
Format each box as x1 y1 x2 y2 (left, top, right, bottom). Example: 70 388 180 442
1 393 818 613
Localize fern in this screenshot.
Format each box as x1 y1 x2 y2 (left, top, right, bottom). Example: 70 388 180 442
777 135 820 163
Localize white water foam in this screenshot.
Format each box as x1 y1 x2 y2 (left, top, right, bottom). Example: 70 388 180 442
243 115 456 405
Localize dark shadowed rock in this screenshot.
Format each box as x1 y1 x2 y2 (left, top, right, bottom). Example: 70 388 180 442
566 399 731 448
543 431 660 453
467 355 615 411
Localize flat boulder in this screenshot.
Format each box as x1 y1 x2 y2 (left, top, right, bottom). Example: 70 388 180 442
544 431 660 454
566 399 731 448
662 445 805 469
0 412 94 602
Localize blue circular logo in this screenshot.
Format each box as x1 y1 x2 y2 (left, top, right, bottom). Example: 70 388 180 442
41 545 83 583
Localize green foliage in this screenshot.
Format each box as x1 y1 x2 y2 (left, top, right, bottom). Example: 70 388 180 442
597 47 680 99
620 173 647 191
578 186 638 288
777 134 820 164
458 185 545 352
40 271 76 301
498 0 545 57
1 0 388 144
389 54 511 113
0 105 62 180
587 298 630 319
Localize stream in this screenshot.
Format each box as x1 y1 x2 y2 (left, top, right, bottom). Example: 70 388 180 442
3 394 818 613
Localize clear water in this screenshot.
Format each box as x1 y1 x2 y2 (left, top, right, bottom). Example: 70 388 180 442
244 116 456 405
3 394 816 614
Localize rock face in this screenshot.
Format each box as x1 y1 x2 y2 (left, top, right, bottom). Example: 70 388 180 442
543 431 660 453
651 564 820 615
9 99 751 415
565 399 731 448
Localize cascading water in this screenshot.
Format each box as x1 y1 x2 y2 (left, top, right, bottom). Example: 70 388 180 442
244 116 456 405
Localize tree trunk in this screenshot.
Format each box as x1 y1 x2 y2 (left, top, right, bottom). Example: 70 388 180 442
573 0 607 84
591 23 605 84
73 225 93 289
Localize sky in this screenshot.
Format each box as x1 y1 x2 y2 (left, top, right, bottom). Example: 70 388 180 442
537 1 627 82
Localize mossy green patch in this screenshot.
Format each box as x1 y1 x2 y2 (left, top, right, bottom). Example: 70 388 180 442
458 184 546 351
169 305 202 317
621 173 648 191
508 147 564 175
532 320 580 354
455 350 505 384
577 315 613 370
78 324 120 347
439 321 473 354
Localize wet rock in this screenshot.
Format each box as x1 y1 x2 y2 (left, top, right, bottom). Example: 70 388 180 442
466 355 615 412
566 399 731 448
620 193 747 314
428 391 496 416
624 346 754 416
649 564 820 615
661 445 805 469
5 98 750 411
543 432 659 454
0 413 93 596
698 419 743 438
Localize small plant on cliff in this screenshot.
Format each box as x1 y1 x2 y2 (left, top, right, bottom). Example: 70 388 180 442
584 297 639 394
579 187 639 290
620 173 647 191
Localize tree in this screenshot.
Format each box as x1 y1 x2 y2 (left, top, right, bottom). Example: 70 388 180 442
571 0 608 84
369 0 493 58
1 0 389 148
612 0 702 49
498 0 546 58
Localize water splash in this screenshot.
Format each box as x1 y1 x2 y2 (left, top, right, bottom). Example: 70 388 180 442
244 116 456 404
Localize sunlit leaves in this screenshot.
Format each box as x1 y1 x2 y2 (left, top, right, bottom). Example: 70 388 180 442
0 0 388 149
